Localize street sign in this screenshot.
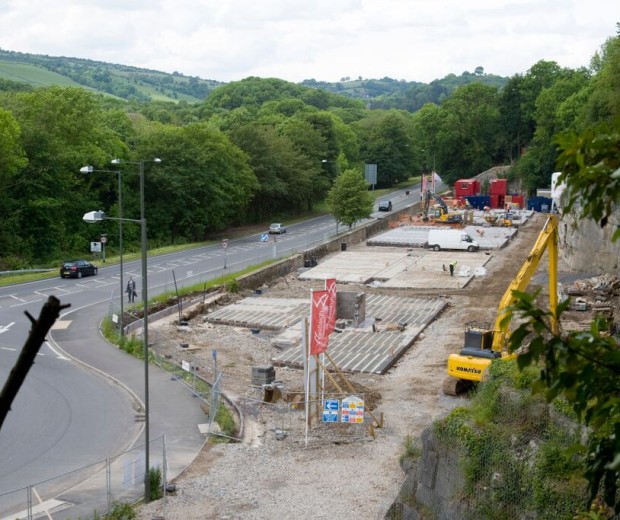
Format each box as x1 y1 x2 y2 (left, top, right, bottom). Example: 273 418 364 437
324 399 339 411
90 242 102 253
100 235 107 244
364 163 377 186
260 233 269 242
221 239 228 249
322 399 340 423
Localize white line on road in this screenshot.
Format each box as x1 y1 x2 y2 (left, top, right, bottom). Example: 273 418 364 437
45 340 69 360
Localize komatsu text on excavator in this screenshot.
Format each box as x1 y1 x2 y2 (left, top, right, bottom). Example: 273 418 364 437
443 214 559 395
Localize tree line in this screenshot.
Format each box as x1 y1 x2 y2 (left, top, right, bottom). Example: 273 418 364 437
0 28 618 269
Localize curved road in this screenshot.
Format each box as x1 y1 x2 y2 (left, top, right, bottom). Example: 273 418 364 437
0 183 422 496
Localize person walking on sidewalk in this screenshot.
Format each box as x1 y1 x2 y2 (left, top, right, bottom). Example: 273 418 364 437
126 276 136 303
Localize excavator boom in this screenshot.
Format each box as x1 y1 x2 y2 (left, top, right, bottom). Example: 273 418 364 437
444 214 559 394
491 214 559 350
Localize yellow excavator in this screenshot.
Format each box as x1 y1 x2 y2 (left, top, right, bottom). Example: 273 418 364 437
423 190 463 224
443 214 559 395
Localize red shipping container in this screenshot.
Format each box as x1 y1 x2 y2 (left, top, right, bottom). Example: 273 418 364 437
511 195 524 209
489 179 507 196
455 179 481 201
489 194 500 209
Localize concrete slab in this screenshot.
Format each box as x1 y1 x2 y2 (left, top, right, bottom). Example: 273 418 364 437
205 297 307 330
367 224 517 249
299 246 494 289
272 294 448 374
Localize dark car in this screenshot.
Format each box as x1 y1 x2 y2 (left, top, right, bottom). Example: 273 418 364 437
60 260 98 279
378 200 393 212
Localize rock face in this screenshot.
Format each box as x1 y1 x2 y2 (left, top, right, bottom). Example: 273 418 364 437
386 428 468 520
559 211 620 275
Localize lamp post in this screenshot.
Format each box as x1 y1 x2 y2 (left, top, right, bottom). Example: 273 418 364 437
80 166 125 339
110 157 161 502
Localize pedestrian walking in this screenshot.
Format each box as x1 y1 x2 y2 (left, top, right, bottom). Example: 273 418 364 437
126 276 136 303
449 260 457 276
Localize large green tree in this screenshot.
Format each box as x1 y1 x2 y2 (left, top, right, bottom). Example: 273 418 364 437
434 83 501 183
229 123 314 219
326 168 374 229
0 87 124 260
357 110 415 187
129 122 258 242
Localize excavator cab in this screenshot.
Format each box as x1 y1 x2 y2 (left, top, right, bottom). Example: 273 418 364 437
443 322 512 395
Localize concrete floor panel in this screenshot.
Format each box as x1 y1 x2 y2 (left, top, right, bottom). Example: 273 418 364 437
272 295 448 374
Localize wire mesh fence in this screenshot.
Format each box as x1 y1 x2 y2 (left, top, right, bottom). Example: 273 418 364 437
0 436 166 520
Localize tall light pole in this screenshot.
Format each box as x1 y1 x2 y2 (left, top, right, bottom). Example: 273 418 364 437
111 157 161 502
80 165 125 339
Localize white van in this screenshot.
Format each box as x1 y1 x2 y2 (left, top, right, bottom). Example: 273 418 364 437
427 229 480 252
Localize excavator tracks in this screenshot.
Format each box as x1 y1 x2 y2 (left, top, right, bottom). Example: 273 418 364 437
442 377 473 396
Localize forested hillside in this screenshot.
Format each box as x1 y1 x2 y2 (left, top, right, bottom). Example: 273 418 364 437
0 48 506 110
0 28 618 269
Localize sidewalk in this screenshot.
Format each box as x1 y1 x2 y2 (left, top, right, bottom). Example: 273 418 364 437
49 301 207 481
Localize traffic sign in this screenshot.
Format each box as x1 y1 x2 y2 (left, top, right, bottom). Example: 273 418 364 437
260 233 269 242
324 399 339 411
100 236 107 244
221 239 228 249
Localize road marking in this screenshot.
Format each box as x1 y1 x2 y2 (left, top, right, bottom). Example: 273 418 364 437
45 340 69 360
0 322 15 334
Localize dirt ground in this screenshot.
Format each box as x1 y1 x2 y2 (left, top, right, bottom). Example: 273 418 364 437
135 213 616 520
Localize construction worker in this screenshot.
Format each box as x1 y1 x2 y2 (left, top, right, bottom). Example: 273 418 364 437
449 260 457 276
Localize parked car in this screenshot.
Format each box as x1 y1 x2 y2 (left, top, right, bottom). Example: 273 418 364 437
269 223 286 234
378 200 393 212
60 260 98 278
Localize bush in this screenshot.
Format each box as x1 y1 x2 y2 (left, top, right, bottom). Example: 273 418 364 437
149 467 163 501
104 500 135 520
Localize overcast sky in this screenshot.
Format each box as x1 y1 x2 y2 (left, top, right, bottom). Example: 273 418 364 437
1 0 619 84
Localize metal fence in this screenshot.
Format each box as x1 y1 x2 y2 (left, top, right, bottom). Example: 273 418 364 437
0 435 166 520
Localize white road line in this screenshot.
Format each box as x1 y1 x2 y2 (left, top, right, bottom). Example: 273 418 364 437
45 340 69 360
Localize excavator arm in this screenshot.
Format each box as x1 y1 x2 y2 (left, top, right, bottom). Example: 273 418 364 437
444 214 560 394
491 214 559 351
423 189 449 213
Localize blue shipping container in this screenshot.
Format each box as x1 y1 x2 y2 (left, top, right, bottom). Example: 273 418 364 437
464 195 491 210
527 196 553 212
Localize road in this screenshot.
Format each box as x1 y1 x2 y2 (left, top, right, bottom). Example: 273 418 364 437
0 183 421 496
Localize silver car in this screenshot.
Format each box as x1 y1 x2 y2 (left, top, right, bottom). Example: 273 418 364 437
269 223 286 234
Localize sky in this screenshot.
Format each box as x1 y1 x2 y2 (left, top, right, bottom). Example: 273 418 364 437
1 0 619 84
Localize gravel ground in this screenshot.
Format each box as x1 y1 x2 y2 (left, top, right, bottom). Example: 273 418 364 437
134 214 587 520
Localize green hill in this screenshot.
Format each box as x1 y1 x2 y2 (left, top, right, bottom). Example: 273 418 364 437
0 48 222 103
0 48 509 110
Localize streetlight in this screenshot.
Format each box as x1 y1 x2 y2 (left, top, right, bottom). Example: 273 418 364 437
80 165 125 339
110 157 161 502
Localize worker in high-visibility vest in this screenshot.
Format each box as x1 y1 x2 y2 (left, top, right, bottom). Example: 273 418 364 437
449 260 457 276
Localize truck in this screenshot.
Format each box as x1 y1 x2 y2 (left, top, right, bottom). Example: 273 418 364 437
427 229 479 252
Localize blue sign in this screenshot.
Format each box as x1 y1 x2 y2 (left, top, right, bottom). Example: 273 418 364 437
322 411 338 423
324 399 339 411
260 233 269 242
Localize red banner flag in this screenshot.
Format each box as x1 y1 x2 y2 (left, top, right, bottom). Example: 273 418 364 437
310 289 330 355
325 278 337 334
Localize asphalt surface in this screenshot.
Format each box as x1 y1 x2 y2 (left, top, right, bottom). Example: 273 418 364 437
49 301 208 482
